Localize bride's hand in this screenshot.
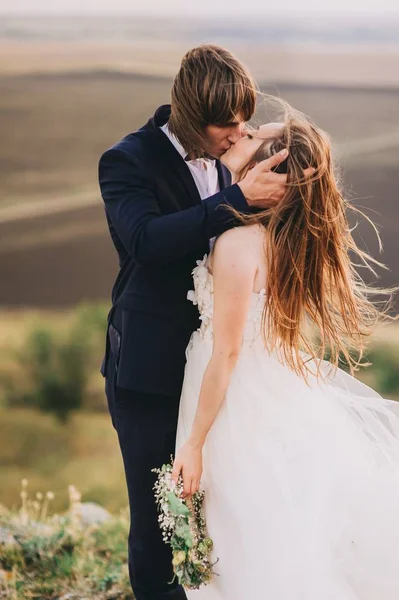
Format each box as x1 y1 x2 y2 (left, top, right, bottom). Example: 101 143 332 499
172 441 203 499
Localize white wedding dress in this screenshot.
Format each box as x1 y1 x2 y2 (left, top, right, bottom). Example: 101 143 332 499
176 255 399 600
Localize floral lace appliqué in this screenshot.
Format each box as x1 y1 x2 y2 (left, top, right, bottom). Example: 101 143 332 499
187 254 267 342
187 255 214 336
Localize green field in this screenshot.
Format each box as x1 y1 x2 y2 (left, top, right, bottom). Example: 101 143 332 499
0 408 127 514
0 307 398 513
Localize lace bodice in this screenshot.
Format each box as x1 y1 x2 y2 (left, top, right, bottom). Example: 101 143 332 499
187 254 266 343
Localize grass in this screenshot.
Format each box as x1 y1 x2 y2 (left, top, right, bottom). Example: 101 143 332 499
0 481 133 599
0 329 397 515
0 409 127 515
0 307 397 597
0 304 397 517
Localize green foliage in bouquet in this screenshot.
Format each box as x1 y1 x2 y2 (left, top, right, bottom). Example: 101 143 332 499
152 462 217 590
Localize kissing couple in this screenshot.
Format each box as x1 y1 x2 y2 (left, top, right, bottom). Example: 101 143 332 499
99 45 399 600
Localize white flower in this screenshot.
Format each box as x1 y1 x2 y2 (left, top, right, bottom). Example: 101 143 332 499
194 254 208 270
187 290 197 305
194 264 210 294
197 288 212 315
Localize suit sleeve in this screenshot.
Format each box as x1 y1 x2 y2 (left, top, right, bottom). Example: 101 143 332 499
98 148 250 267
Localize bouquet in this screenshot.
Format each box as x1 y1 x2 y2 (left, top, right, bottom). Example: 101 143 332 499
152 460 217 589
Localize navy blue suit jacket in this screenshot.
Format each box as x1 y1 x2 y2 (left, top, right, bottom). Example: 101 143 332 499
98 105 249 397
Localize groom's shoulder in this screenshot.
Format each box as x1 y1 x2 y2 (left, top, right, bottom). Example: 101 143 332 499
100 126 161 167
101 105 169 164
105 128 153 157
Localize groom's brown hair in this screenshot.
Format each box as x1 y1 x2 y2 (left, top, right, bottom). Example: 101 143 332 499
168 44 257 158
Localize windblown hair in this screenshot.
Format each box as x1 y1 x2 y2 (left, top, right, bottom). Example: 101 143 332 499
168 44 257 158
231 97 397 380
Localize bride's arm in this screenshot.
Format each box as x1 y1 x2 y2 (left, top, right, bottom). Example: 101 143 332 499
172 228 257 497
189 232 257 445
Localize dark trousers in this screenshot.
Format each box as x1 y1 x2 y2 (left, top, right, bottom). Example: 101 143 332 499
106 361 187 600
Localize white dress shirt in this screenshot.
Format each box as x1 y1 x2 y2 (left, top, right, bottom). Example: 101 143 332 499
160 123 220 200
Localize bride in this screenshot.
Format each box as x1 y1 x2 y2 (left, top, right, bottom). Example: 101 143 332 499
174 100 399 599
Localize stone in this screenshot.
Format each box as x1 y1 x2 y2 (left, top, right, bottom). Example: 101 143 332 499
71 502 112 527
0 526 17 546
59 595 89 600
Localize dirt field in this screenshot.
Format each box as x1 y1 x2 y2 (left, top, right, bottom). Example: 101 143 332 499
0 70 398 308
1 38 399 87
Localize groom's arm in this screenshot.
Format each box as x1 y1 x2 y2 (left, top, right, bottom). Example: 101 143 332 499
99 148 249 267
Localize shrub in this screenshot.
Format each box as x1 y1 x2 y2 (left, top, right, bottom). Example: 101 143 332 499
365 346 399 396
322 339 399 400
1 303 108 422
15 323 90 423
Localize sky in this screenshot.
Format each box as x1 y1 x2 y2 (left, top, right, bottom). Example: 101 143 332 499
1 0 399 17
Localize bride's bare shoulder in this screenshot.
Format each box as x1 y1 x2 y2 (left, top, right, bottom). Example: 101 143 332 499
209 225 263 273
213 224 264 255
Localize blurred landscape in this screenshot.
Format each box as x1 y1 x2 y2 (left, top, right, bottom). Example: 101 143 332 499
0 14 398 516
1 16 399 306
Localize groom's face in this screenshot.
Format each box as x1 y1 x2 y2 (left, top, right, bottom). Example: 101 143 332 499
202 115 245 159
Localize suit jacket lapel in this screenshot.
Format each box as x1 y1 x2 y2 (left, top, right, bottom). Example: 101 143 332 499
155 130 202 208
216 160 232 190
143 105 233 207
144 106 201 210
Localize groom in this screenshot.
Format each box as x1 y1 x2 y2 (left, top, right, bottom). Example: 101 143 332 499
99 44 289 600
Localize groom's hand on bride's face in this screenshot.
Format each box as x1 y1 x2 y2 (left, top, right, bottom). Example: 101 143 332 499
238 149 315 209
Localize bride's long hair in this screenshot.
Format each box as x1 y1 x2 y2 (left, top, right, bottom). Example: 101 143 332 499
230 97 397 380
